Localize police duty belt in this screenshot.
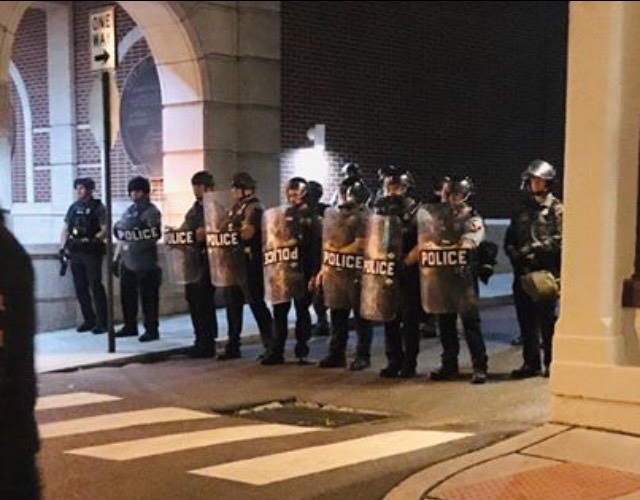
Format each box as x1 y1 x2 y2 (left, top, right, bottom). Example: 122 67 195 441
115 226 161 242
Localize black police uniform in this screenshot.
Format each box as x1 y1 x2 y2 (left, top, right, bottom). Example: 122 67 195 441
319 204 373 370
222 195 273 357
505 193 562 376
64 198 108 331
263 202 322 363
0 219 40 499
310 198 331 336
114 199 163 340
183 199 217 357
375 194 421 378
433 203 489 381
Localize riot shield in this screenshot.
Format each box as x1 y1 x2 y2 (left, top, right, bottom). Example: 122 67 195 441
164 227 202 284
322 207 367 310
418 203 477 314
360 214 403 322
262 205 305 305
203 192 247 288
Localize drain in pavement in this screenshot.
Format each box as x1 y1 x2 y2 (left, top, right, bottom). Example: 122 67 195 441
212 398 392 428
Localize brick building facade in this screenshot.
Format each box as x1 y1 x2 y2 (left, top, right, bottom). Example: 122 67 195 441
281 1 568 218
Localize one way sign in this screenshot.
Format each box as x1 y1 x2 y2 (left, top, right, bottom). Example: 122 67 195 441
90 7 116 71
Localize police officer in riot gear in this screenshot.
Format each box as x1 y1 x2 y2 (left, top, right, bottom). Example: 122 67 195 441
374 166 422 378
0 210 41 499
262 177 322 365
319 178 374 370
181 171 217 358
113 176 163 342
307 180 331 337
218 172 273 360
330 162 363 207
505 159 562 379
60 177 108 334
429 177 489 384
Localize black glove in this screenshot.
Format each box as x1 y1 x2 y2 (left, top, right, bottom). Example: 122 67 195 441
478 265 494 285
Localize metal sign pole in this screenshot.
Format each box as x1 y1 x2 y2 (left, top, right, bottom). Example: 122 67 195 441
102 71 115 354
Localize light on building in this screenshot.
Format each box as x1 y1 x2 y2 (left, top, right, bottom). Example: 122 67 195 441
306 124 325 150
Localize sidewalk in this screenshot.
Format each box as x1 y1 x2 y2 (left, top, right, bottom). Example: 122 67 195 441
35 273 514 374
385 424 640 499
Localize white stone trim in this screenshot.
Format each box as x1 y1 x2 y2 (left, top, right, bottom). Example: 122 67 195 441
9 60 34 203
118 26 143 64
32 127 50 133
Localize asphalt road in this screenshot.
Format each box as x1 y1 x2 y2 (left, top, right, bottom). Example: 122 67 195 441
36 305 550 500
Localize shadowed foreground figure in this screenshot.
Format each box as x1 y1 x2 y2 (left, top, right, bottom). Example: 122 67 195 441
0 210 41 499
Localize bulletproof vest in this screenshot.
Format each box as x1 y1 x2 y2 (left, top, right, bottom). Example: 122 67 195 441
69 199 101 240
230 196 263 257
184 200 204 231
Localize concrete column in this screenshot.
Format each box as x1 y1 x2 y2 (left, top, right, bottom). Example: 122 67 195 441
46 2 75 216
550 1 640 434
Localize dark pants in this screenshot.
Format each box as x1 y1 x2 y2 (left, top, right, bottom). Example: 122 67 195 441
437 308 488 372
383 273 421 370
270 294 312 359
0 452 40 500
313 290 328 325
185 271 217 350
70 252 107 327
327 308 373 360
512 279 527 338
120 264 161 334
514 276 556 370
225 278 273 353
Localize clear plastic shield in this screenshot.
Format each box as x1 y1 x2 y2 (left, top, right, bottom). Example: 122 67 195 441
418 203 477 314
262 206 305 305
203 192 247 288
322 207 367 310
164 228 202 284
359 214 403 322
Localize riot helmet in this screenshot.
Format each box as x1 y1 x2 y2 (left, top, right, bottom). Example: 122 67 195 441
448 176 474 204
521 159 556 194
433 175 452 202
381 165 413 196
307 181 324 204
338 178 370 207
286 176 308 205
341 162 361 179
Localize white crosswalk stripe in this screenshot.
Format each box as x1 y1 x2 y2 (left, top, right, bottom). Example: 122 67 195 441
40 392 474 488
189 430 472 485
36 392 122 411
40 407 217 439
66 424 325 461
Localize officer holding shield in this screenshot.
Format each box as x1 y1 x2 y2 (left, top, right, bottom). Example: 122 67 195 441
261 177 322 365
426 177 489 384
113 176 163 342
318 178 373 370
370 166 421 378
174 171 218 358
218 172 273 360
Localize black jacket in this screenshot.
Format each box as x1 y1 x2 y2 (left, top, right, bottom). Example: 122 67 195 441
0 221 39 455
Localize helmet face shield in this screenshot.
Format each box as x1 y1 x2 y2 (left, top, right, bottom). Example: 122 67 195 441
286 177 308 205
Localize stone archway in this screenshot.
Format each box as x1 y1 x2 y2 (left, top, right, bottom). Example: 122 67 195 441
0 1 207 219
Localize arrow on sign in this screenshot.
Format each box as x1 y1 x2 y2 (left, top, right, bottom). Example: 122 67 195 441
94 51 110 64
